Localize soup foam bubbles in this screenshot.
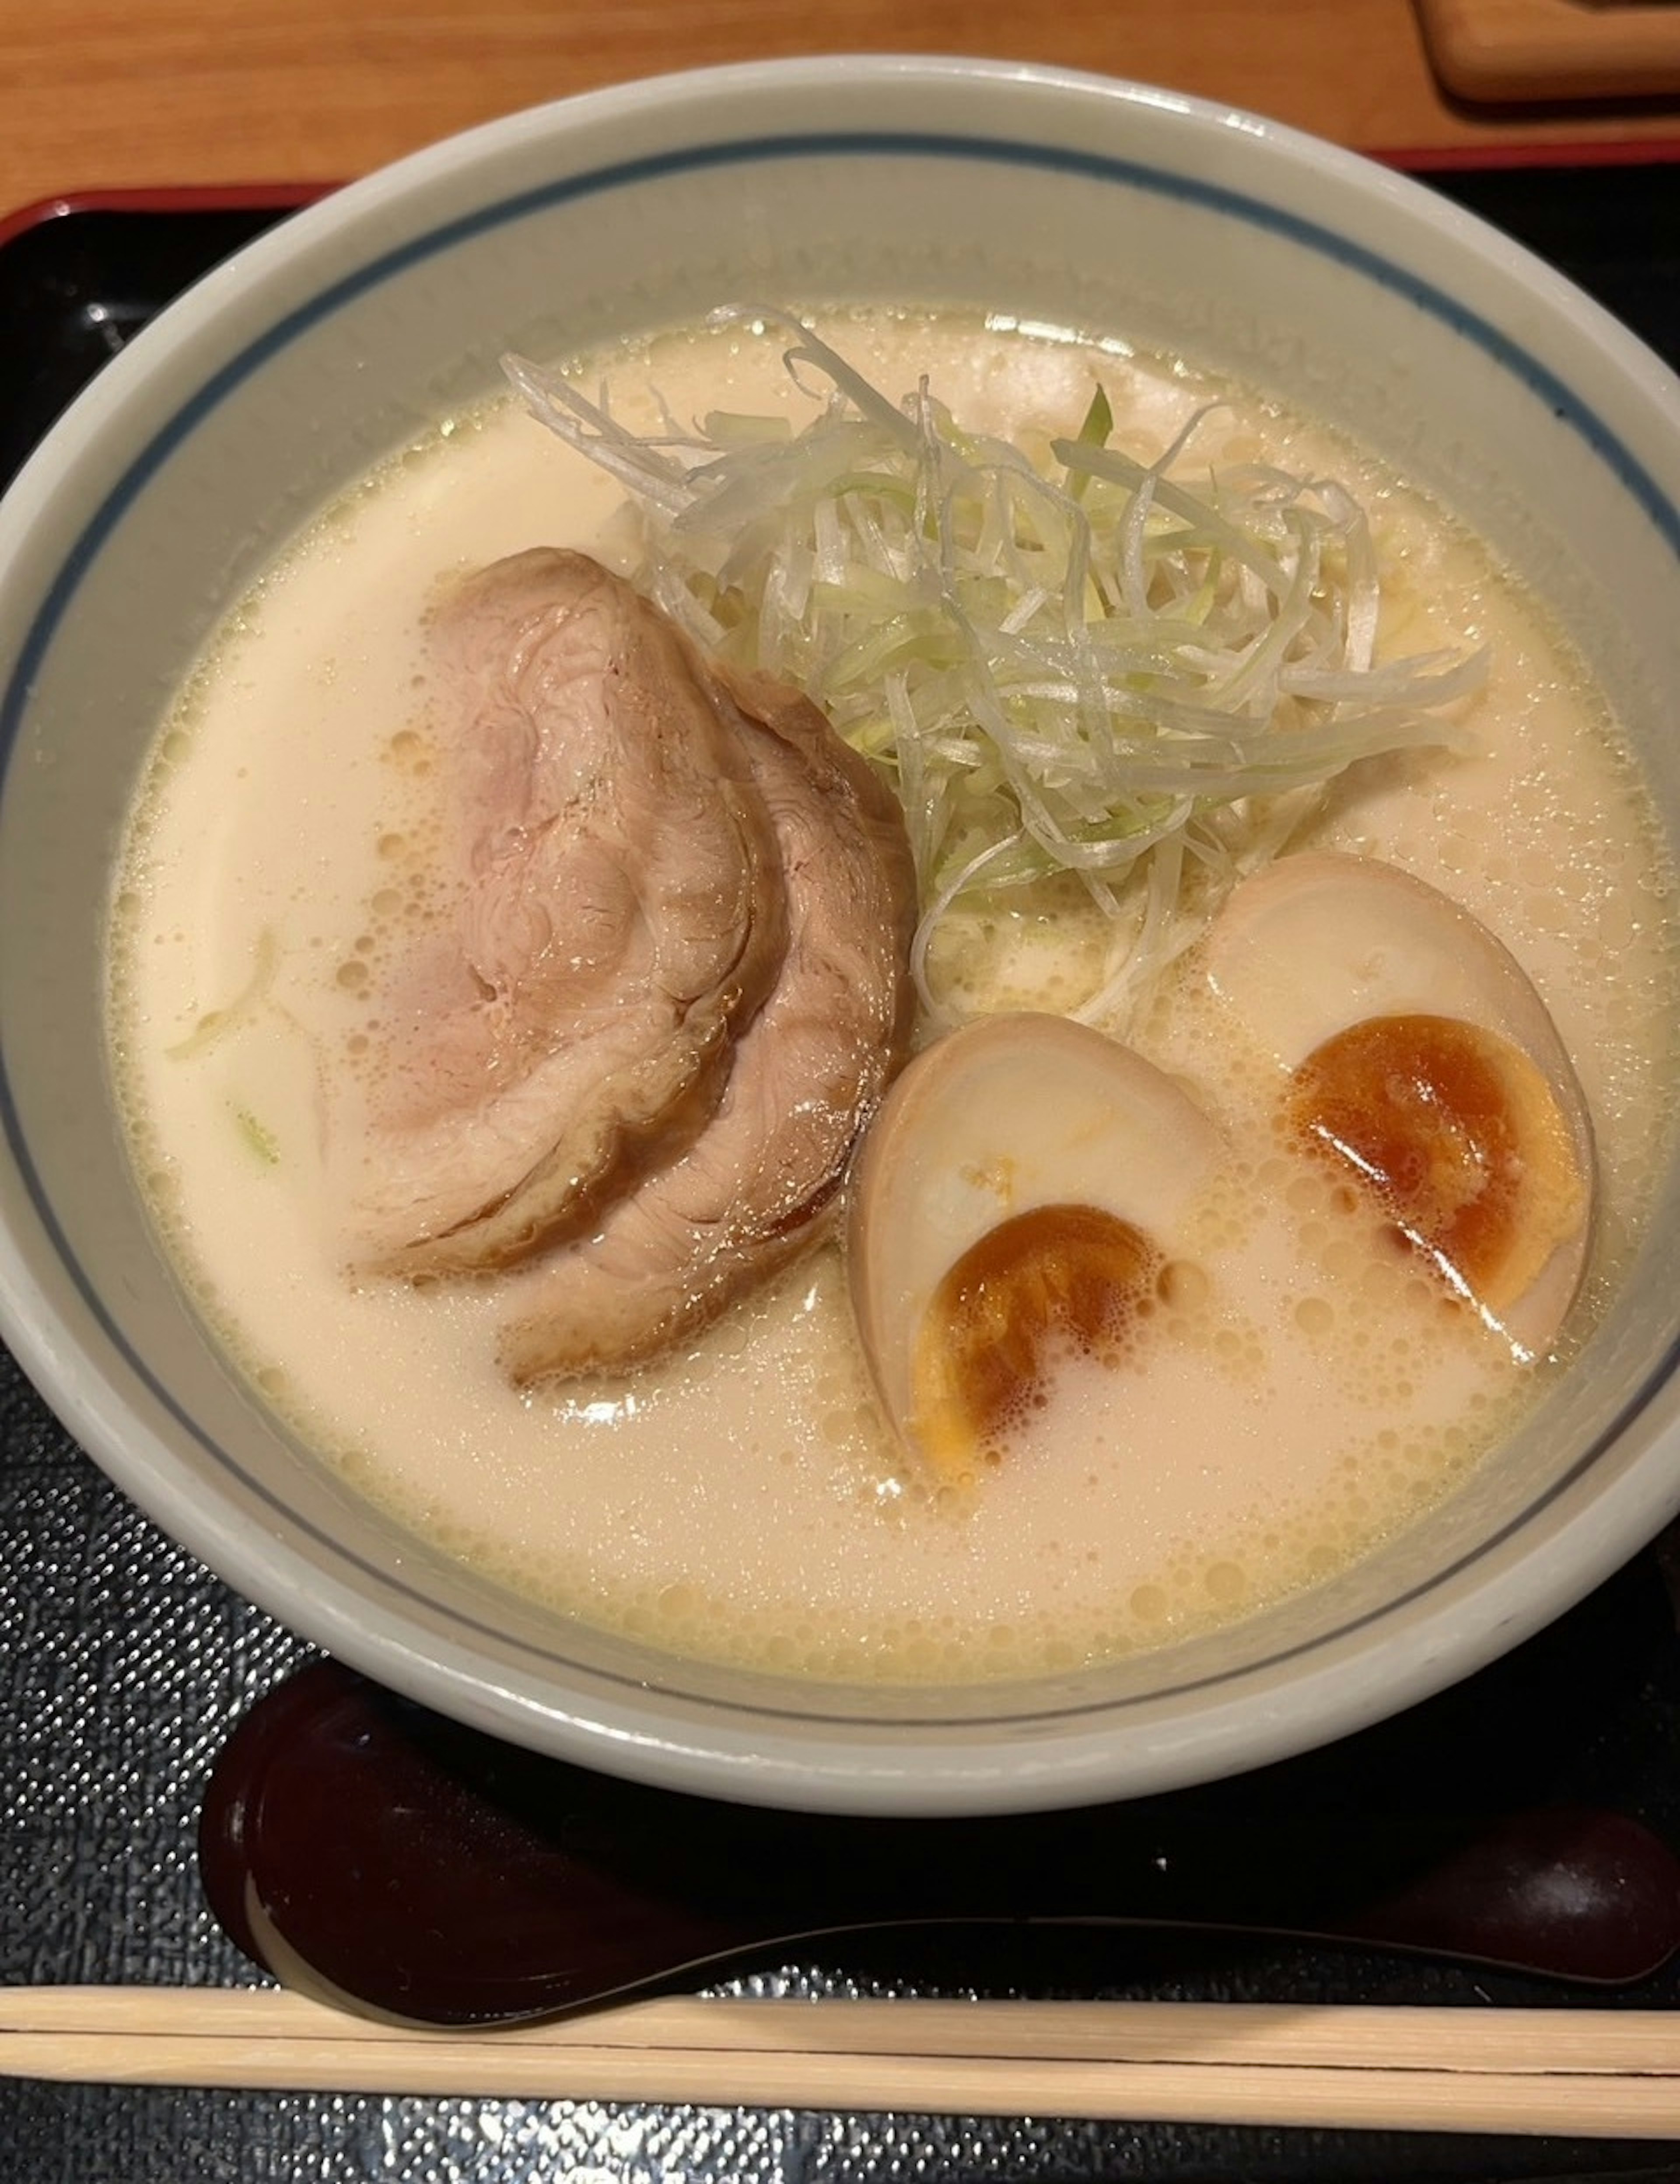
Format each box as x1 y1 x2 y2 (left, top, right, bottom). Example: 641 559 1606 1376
107 311 1679 1684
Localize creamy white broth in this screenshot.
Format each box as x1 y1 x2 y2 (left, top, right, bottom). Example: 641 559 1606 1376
108 310 1678 1683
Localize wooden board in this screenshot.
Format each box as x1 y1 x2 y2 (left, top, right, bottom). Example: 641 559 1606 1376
8 1 1680 222
1416 0 1680 101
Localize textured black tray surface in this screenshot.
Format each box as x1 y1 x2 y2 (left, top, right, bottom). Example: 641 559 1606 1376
2 165 1679 2181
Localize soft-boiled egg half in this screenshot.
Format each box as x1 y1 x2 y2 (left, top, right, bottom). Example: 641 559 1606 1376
847 857 1595 1489
1200 852 1595 1360
847 1013 1222 1489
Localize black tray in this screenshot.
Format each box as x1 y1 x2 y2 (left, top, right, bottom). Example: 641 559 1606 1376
2 160 1679 2184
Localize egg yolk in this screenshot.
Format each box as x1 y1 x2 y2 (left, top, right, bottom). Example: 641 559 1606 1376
1287 1011 1587 1329
910 1201 1162 1485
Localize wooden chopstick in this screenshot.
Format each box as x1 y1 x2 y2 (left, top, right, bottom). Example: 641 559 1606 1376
4 1990 1679 2133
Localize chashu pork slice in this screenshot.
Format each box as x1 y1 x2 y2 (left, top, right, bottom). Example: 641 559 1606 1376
501 658 919 1386
346 549 788 1274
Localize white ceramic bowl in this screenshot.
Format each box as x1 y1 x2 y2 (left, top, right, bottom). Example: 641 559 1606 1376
2 57 1678 1816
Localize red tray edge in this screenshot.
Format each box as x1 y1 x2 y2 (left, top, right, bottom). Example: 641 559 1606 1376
0 183 333 254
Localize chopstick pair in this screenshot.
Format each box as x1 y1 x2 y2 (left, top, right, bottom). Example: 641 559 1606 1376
4 1988 1680 2135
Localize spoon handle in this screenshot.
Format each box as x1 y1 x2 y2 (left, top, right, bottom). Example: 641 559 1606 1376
199 1662 1680 2026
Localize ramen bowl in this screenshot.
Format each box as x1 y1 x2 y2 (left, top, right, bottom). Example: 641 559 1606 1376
0 56 1677 1816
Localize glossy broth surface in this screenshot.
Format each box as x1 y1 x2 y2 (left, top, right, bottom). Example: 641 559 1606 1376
108 312 1678 1682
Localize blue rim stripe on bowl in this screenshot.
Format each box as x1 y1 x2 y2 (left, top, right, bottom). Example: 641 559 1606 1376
4 125 1680 1736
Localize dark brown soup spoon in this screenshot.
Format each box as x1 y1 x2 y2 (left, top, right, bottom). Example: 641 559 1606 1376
197 1661 1680 2027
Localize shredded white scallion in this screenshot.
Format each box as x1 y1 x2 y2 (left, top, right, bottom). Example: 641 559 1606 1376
503 313 1487 1026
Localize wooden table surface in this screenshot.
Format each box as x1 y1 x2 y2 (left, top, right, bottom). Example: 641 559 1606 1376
4 0 1680 221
